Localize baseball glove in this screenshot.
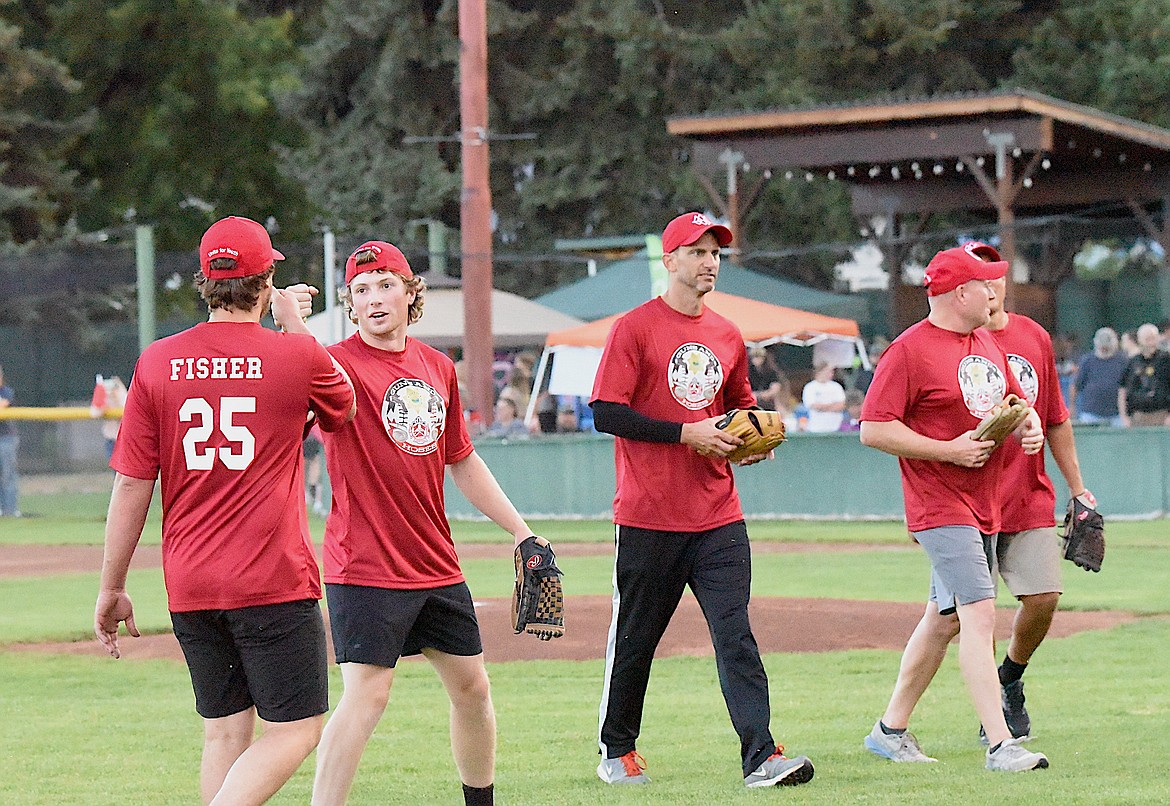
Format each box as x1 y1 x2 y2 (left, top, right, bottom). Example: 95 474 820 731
972 394 1030 446
715 408 787 462
1060 495 1105 572
512 536 564 640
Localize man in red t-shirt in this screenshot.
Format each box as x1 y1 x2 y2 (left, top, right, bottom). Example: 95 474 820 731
891 271 1097 743
95 216 356 805
589 213 814 789
306 241 538 806
859 242 1051 773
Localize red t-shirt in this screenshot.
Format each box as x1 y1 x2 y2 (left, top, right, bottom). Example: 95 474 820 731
861 320 1025 533
112 322 355 612
591 297 755 531
323 334 474 590
990 314 1070 531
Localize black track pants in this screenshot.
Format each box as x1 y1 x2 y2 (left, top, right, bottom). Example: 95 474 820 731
597 521 775 777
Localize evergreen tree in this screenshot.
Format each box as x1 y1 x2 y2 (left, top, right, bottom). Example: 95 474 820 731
0 7 89 243
1011 0 1170 127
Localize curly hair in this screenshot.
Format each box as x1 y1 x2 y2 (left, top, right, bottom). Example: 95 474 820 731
194 260 275 312
340 249 426 325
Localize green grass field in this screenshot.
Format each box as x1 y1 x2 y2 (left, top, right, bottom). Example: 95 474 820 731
2 484 1168 804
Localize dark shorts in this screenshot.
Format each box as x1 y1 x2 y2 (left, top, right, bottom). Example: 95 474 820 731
325 582 483 668
171 599 328 723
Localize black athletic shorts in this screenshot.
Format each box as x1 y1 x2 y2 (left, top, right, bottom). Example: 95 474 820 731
170 599 328 723
325 582 483 668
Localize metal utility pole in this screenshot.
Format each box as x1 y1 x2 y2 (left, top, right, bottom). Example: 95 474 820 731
135 225 156 352
459 0 495 426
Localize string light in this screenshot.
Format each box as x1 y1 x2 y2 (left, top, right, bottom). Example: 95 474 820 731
1023 177 1033 188
1012 147 1022 158
826 170 836 180
784 171 793 180
868 166 880 177
1118 153 1127 163
976 156 985 167
1041 158 1051 170
890 167 901 179
956 162 965 172
847 166 856 176
932 164 944 175
1092 148 1102 158
804 172 814 182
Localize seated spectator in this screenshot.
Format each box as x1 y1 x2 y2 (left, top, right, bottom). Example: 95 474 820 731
802 361 846 432
1119 323 1170 427
838 388 864 432
556 404 581 433
534 390 557 434
1071 327 1127 426
484 396 530 439
748 346 791 411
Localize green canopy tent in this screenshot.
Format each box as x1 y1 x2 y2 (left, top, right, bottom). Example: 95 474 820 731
535 249 869 325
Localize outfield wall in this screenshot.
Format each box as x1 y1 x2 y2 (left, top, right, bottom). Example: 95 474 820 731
446 426 1170 520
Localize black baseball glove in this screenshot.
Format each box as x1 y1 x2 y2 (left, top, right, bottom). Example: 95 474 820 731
1060 494 1105 573
511 536 564 640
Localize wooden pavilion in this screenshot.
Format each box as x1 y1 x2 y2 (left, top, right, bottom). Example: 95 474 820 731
667 89 1170 331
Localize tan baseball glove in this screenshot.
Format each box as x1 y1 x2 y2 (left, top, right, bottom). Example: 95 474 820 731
715 409 787 462
972 394 1030 447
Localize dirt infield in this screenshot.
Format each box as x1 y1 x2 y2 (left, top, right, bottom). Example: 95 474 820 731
4 542 1134 663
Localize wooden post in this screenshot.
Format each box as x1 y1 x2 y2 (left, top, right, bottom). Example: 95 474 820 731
459 0 495 426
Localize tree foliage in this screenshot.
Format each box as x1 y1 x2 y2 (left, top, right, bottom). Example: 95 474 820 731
1 0 1169 288
1012 0 1170 128
0 3 89 243
42 0 314 249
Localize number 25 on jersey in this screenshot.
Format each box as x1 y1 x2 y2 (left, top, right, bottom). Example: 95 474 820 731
180 397 257 471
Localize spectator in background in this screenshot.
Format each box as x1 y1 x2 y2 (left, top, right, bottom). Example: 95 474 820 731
533 390 558 434
747 346 791 413
99 376 128 459
1118 323 1170 427
802 361 846 432
484 397 529 439
1120 330 1140 358
498 351 535 418
1071 328 1127 427
0 363 18 517
838 389 864 432
304 425 327 516
850 339 887 395
1158 319 1170 352
556 404 581 433
1053 333 1078 408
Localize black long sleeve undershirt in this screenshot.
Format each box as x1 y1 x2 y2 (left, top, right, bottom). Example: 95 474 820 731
590 399 683 444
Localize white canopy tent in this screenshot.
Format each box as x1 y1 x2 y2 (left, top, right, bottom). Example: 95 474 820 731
304 287 585 349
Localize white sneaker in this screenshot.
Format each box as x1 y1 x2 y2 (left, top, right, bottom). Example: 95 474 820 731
864 721 937 762
986 737 1049 772
744 747 814 787
597 751 649 784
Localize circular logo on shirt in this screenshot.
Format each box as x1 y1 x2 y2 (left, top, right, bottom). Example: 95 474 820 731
668 342 724 410
1006 353 1039 405
382 379 445 455
957 355 1009 418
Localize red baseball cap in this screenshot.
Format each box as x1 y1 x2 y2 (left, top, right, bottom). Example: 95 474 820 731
661 212 733 254
199 216 284 279
345 240 413 285
923 241 1008 296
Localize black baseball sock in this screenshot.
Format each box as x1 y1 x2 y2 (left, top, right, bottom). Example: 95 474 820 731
463 783 494 805
879 720 905 736
999 656 1028 686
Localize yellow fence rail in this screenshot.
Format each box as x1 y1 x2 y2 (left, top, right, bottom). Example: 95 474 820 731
0 407 124 421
